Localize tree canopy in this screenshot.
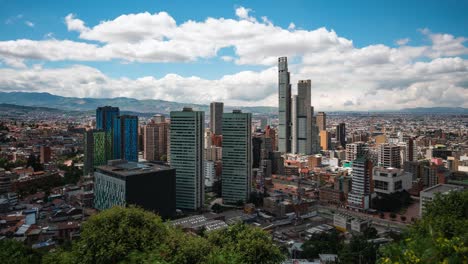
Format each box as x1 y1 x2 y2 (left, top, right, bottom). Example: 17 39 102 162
0 239 42 264
379 190 468 263
1 206 285 264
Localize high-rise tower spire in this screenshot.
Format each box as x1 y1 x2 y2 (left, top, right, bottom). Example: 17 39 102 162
278 57 292 153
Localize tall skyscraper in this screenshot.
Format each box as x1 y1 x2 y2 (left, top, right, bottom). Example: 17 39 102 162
113 115 138 162
336 123 346 148
222 110 252 204
378 143 401 168
317 112 326 131
278 57 292 153
96 106 120 131
210 102 224 135
292 80 313 154
347 157 373 209
143 116 169 162
83 130 112 175
170 107 204 210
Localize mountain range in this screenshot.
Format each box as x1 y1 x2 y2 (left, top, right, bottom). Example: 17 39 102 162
0 92 277 115
0 92 466 115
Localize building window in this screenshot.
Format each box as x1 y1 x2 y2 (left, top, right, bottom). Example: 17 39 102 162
374 180 388 191
394 180 402 190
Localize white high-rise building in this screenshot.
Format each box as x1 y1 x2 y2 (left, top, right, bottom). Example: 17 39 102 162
346 142 367 161
347 157 373 210
378 143 401 168
204 160 215 190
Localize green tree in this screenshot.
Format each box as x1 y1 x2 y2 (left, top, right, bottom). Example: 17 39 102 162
379 190 468 263
301 229 343 259
39 207 285 264
164 228 212 264
339 235 378 264
363 227 378 239
42 248 74 264
207 223 285 264
0 239 42 264
72 206 168 264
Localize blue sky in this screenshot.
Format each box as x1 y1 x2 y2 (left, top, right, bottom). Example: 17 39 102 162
0 0 467 110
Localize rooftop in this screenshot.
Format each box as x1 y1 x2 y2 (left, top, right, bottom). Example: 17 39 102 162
96 160 172 177
421 184 464 195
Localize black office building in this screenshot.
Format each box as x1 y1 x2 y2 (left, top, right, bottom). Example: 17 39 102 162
94 160 176 219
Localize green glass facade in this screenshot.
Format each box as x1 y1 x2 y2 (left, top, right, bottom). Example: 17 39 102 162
83 130 112 175
93 131 108 167
94 171 126 210
222 110 252 204
170 108 204 210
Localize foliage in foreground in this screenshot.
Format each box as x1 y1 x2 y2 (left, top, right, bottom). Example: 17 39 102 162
1 206 285 264
301 227 379 263
0 239 42 264
378 190 468 263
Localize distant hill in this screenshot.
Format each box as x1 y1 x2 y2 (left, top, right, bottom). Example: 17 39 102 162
0 103 80 115
0 92 465 115
400 107 468 114
0 92 277 115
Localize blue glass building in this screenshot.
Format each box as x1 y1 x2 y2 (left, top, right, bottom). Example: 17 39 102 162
96 106 120 132
113 115 138 162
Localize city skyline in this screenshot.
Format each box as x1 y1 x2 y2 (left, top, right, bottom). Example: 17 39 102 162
0 1 467 110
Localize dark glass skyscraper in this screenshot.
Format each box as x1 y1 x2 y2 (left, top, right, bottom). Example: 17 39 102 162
113 115 138 162
278 57 291 153
210 102 224 135
336 123 346 148
96 106 120 132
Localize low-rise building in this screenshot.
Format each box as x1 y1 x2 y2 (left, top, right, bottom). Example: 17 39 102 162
373 167 412 194
94 160 176 218
419 184 464 216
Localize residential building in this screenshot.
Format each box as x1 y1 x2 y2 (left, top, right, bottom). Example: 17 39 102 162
143 116 168 161
378 143 401 168
204 160 215 191
40 146 51 164
316 112 326 131
346 142 367 162
0 168 11 194
347 157 373 210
